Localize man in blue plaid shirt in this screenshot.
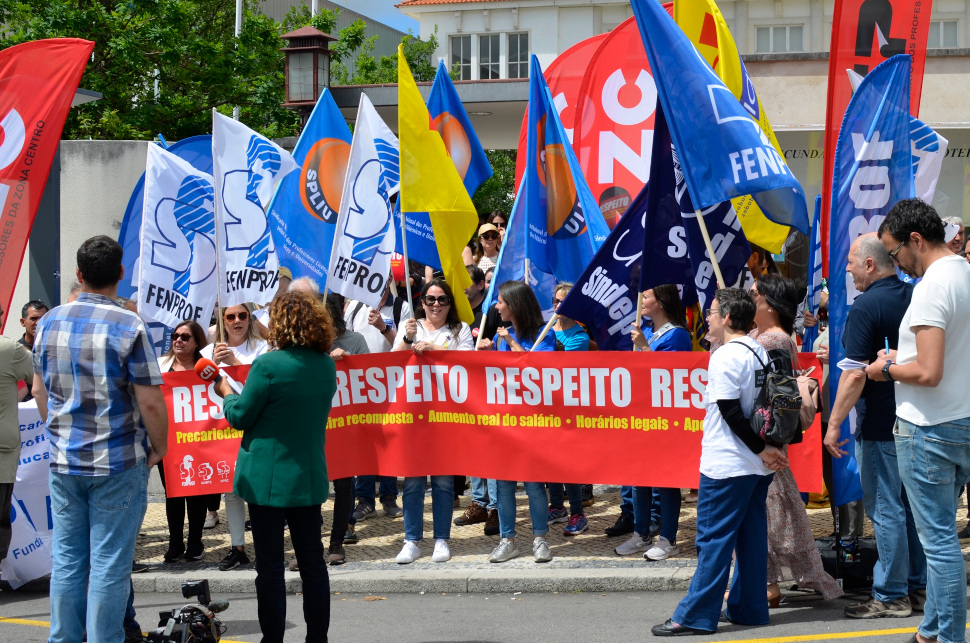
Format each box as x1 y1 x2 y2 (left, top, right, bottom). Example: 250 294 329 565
32 236 168 643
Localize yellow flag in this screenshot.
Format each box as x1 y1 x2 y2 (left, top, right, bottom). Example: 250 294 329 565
674 0 790 253
398 46 478 324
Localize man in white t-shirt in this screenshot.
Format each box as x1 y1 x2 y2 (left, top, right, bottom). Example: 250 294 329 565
865 199 970 643
654 288 787 637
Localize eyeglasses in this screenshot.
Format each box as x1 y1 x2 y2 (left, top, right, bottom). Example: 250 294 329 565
704 308 722 318
423 295 451 306
171 332 194 342
224 311 249 322
888 240 906 264
552 298 563 306
493 221 506 229
480 232 499 241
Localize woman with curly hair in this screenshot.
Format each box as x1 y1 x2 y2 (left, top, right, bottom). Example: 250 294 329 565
215 291 337 642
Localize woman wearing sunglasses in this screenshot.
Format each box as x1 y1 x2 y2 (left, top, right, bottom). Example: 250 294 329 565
201 302 269 571
392 280 473 564
476 280 557 563
157 320 213 562
473 223 502 272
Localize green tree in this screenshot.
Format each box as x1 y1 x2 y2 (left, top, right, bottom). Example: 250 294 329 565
473 150 516 216
0 0 299 140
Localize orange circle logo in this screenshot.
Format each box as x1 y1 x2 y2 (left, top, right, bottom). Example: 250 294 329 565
433 112 471 180
300 138 351 223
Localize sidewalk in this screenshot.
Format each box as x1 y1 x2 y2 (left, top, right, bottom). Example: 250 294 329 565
124 485 875 595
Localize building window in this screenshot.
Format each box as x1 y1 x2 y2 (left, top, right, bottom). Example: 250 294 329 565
508 32 529 79
451 35 471 80
928 20 958 48
755 25 804 53
479 34 500 79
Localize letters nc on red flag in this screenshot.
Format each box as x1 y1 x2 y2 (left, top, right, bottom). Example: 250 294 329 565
0 38 94 331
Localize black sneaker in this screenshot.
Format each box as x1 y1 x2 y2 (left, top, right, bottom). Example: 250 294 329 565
581 484 594 507
343 524 359 545
959 523 970 541
131 562 152 573
604 513 635 537
218 548 250 571
181 545 205 562
352 500 376 521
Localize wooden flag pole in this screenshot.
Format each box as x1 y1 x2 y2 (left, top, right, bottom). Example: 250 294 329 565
530 314 559 351
633 290 643 352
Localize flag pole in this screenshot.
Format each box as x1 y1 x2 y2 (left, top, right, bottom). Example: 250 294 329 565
694 209 726 289
211 110 226 344
530 314 558 351
474 313 488 350
633 291 643 352
399 208 414 309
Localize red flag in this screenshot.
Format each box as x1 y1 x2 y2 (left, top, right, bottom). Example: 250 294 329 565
821 0 931 272
0 38 94 331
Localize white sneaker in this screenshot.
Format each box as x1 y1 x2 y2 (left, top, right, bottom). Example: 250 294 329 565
203 512 219 529
645 536 679 561
431 539 451 562
614 533 651 556
396 540 421 564
533 537 552 563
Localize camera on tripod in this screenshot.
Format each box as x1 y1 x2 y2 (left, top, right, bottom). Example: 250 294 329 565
146 579 229 643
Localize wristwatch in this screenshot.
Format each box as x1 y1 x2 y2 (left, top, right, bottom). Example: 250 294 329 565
380 325 392 335
882 360 894 382
403 335 414 344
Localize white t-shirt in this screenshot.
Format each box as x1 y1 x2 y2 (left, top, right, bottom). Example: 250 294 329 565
394 320 474 351
200 339 269 365
699 336 772 480
253 307 270 328
345 298 412 354
895 254 970 425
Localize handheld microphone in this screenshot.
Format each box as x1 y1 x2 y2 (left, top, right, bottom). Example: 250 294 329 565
194 358 243 394
207 598 230 614
471 327 480 338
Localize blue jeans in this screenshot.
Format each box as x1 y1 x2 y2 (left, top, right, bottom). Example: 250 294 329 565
470 477 498 511
355 475 398 503
496 481 548 539
672 473 773 633
895 418 970 643
855 438 926 602
402 476 454 541
48 460 149 643
635 487 682 542
547 483 583 515
619 485 634 519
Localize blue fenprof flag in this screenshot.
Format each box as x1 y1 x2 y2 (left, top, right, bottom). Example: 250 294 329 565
524 54 610 283
630 0 809 235
265 89 351 283
641 105 750 314
828 55 913 507
801 196 823 353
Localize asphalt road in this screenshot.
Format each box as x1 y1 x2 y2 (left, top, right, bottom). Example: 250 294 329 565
0 588 940 642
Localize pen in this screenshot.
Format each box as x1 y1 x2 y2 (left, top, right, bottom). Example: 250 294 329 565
885 337 890 356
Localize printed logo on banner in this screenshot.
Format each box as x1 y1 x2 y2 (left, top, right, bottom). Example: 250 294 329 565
180 455 195 485
300 137 350 223
346 160 393 264
150 175 216 298
223 137 285 270
853 1 907 76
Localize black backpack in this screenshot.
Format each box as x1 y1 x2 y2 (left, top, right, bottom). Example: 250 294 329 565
739 343 803 446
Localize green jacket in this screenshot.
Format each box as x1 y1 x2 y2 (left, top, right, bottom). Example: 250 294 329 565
223 346 336 507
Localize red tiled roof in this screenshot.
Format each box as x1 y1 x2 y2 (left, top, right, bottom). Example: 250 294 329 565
397 0 511 7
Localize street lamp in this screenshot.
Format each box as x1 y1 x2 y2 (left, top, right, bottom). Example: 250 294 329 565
281 26 336 129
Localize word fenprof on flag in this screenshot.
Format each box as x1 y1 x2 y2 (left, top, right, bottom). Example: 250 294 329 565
138 144 217 329
399 45 479 324
266 88 352 284
828 54 913 507
0 38 94 331
212 110 298 307
674 0 790 253
326 93 398 310
630 0 809 236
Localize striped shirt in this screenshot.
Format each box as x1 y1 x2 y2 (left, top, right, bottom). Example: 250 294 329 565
33 293 163 476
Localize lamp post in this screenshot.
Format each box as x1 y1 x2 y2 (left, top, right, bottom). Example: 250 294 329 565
281 26 336 130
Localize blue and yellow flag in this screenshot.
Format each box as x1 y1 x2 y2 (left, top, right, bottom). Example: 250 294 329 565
398 45 478 324
674 0 791 252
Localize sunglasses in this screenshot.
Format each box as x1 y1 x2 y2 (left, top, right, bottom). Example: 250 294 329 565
493 221 506 229
423 295 451 306
171 332 194 342
224 311 249 322
480 232 499 241
552 297 563 306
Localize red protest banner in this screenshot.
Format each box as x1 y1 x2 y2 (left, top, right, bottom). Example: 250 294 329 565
821 0 931 271
0 39 94 332
160 352 823 497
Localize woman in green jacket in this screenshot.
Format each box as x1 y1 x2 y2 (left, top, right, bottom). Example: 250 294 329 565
215 291 337 643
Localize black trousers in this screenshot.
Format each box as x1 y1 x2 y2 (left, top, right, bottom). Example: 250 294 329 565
0 482 12 561
249 503 330 643
329 477 354 548
157 464 208 550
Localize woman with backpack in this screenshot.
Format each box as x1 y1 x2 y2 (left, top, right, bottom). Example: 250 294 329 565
750 275 843 604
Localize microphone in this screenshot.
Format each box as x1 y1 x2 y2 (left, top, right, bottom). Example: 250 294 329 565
195 358 243 394
207 598 230 614
471 327 480 338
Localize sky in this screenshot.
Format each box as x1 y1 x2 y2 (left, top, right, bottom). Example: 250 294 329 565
328 0 420 34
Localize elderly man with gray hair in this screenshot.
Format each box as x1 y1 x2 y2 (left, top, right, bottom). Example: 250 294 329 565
825 232 927 619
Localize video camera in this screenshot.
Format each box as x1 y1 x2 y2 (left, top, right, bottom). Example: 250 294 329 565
146 579 229 643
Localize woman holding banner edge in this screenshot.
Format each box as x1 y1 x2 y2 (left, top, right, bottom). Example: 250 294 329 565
392 279 473 563
477 280 557 563
214 291 337 643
